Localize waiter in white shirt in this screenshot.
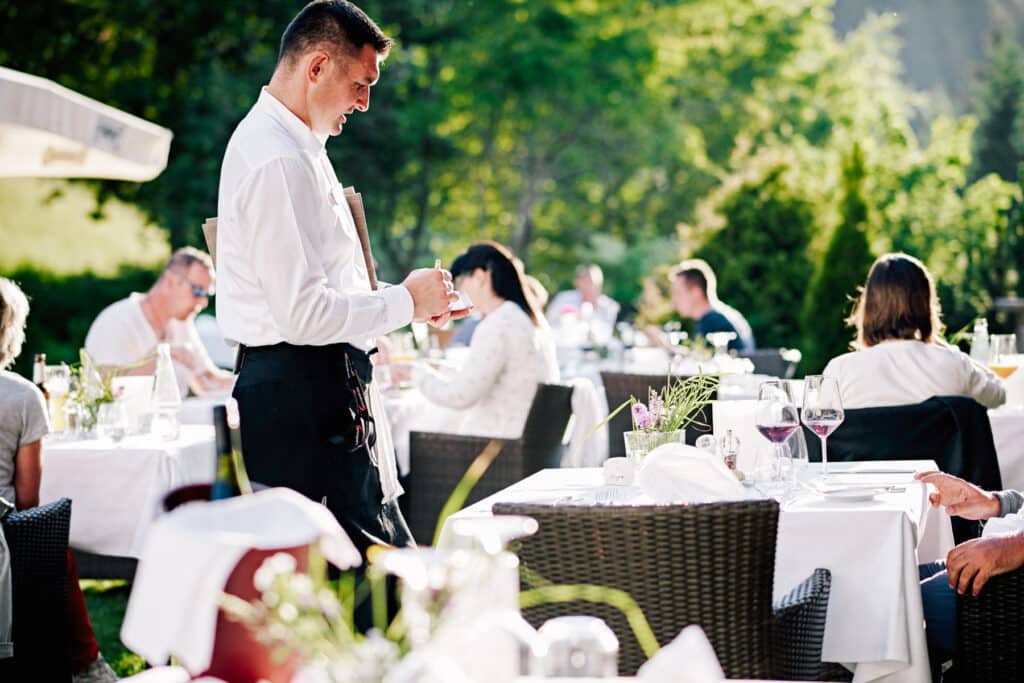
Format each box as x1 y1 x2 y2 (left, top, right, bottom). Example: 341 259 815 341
216 0 460 552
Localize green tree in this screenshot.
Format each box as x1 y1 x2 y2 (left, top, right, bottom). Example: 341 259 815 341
801 144 874 374
691 162 816 349
970 31 1024 183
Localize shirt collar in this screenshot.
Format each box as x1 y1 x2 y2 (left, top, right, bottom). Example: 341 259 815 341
256 87 328 153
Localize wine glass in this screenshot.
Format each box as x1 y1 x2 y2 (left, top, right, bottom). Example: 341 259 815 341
97 402 127 444
754 380 799 487
989 334 1019 379
801 375 845 480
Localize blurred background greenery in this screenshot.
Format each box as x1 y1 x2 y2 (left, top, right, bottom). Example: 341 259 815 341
3 0 1024 377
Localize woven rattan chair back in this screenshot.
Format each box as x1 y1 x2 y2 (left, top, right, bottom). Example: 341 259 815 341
520 383 574 473
0 497 73 681
493 500 779 677
599 372 714 459
956 567 1024 680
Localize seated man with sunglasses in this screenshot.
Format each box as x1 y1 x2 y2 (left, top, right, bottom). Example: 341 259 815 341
85 247 235 398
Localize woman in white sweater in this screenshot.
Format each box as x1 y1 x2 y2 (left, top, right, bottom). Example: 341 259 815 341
415 241 559 437
823 252 1005 409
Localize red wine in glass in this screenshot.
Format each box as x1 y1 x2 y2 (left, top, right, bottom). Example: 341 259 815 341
756 424 798 443
804 411 843 437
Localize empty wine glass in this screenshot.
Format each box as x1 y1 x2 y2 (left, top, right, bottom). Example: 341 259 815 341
801 375 845 480
754 380 799 487
97 402 127 444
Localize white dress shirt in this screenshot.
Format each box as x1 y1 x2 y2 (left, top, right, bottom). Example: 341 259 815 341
216 88 412 348
417 301 560 437
823 339 1006 410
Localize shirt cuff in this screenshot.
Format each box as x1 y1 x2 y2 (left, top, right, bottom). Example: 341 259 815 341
381 283 415 331
995 489 1024 517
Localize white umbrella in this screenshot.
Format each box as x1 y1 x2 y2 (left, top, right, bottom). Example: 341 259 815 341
0 65 172 181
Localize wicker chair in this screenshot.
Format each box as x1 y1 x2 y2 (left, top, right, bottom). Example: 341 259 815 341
600 372 714 459
492 501 779 677
738 348 801 378
953 566 1024 681
772 568 844 681
0 498 73 681
404 383 574 544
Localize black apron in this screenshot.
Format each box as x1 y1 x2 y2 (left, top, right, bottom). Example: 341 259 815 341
233 342 414 556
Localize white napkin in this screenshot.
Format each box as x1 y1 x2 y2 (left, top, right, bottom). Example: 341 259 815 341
635 444 747 503
121 488 361 674
983 509 1024 537
367 381 404 503
638 624 724 682
118 667 192 682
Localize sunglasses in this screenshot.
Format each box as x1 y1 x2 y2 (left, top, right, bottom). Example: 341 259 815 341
176 273 213 298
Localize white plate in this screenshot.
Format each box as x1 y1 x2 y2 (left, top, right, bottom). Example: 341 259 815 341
821 488 880 502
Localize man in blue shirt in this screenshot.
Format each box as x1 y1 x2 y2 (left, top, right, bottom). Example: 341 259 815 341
670 259 755 352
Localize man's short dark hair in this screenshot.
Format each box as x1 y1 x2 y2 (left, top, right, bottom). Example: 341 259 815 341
672 258 717 299
279 1 393 66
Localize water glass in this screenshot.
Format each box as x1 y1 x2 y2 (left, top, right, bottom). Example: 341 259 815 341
97 402 127 443
989 334 1019 379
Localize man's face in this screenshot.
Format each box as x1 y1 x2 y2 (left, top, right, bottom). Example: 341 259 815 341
308 43 381 137
169 262 214 320
671 275 698 318
575 271 599 300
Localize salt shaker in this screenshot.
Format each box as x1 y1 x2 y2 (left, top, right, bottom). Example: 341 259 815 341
538 616 618 677
718 429 741 471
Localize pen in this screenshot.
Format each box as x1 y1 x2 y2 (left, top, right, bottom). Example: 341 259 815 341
434 258 442 270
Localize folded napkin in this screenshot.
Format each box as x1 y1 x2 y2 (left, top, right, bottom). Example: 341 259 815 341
635 444 747 504
638 624 724 682
121 488 361 675
563 377 608 468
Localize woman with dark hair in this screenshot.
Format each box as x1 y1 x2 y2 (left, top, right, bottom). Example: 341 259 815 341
0 277 118 681
823 253 1004 409
413 242 558 437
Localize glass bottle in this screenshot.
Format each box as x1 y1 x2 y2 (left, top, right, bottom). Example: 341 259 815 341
33 353 49 401
970 318 991 362
210 402 252 500
151 343 181 440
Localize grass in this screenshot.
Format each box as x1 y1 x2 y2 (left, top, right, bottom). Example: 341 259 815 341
0 178 169 277
81 580 147 677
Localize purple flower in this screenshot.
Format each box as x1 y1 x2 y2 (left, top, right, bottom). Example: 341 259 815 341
632 402 654 431
647 390 664 428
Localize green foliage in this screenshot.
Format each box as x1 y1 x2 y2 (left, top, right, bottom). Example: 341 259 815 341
801 144 875 373
970 32 1024 183
692 164 816 349
81 580 146 677
3 265 161 380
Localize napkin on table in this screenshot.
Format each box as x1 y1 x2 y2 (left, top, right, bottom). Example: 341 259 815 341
121 488 361 675
638 624 724 683
635 444 747 504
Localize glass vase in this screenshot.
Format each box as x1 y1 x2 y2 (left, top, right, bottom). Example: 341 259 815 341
622 430 686 466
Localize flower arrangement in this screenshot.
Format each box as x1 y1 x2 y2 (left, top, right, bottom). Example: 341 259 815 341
66 349 118 431
626 373 719 434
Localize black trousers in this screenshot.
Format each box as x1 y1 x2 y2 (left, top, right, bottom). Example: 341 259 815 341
233 342 414 558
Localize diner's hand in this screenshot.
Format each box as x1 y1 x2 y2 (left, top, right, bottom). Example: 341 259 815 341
915 471 1001 520
946 533 1024 595
403 268 460 322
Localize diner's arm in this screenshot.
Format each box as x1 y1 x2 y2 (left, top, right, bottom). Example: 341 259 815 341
961 352 1006 409
417 317 508 409
14 440 41 510
995 489 1024 516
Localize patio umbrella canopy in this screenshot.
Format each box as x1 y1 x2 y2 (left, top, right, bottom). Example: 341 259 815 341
0 66 172 181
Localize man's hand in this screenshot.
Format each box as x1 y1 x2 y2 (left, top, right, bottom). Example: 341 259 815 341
915 470 1001 520
402 268 459 322
946 533 1024 595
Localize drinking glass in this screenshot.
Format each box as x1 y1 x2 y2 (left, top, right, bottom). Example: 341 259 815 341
97 402 127 443
801 375 845 479
754 380 799 486
45 365 72 434
706 331 737 359
989 334 1019 379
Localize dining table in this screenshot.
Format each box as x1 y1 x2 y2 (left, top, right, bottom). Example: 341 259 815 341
40 425 216 558
441 460 954 683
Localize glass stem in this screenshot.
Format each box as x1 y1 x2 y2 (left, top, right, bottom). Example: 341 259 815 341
820 435 829 479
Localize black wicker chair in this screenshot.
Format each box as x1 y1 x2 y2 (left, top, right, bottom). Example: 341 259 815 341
600 372 715 459
493 500 779 677
801 396 1000 544
953 566 1024 681
739 348 801 378
772 567 846 681
404 383 574 543
0 497 73 681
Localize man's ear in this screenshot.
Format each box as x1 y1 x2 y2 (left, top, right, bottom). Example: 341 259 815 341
306 51 329 83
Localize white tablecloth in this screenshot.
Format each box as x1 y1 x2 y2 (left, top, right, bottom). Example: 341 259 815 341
442 462 953 683
990 408 1024 491
40 426 216 557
